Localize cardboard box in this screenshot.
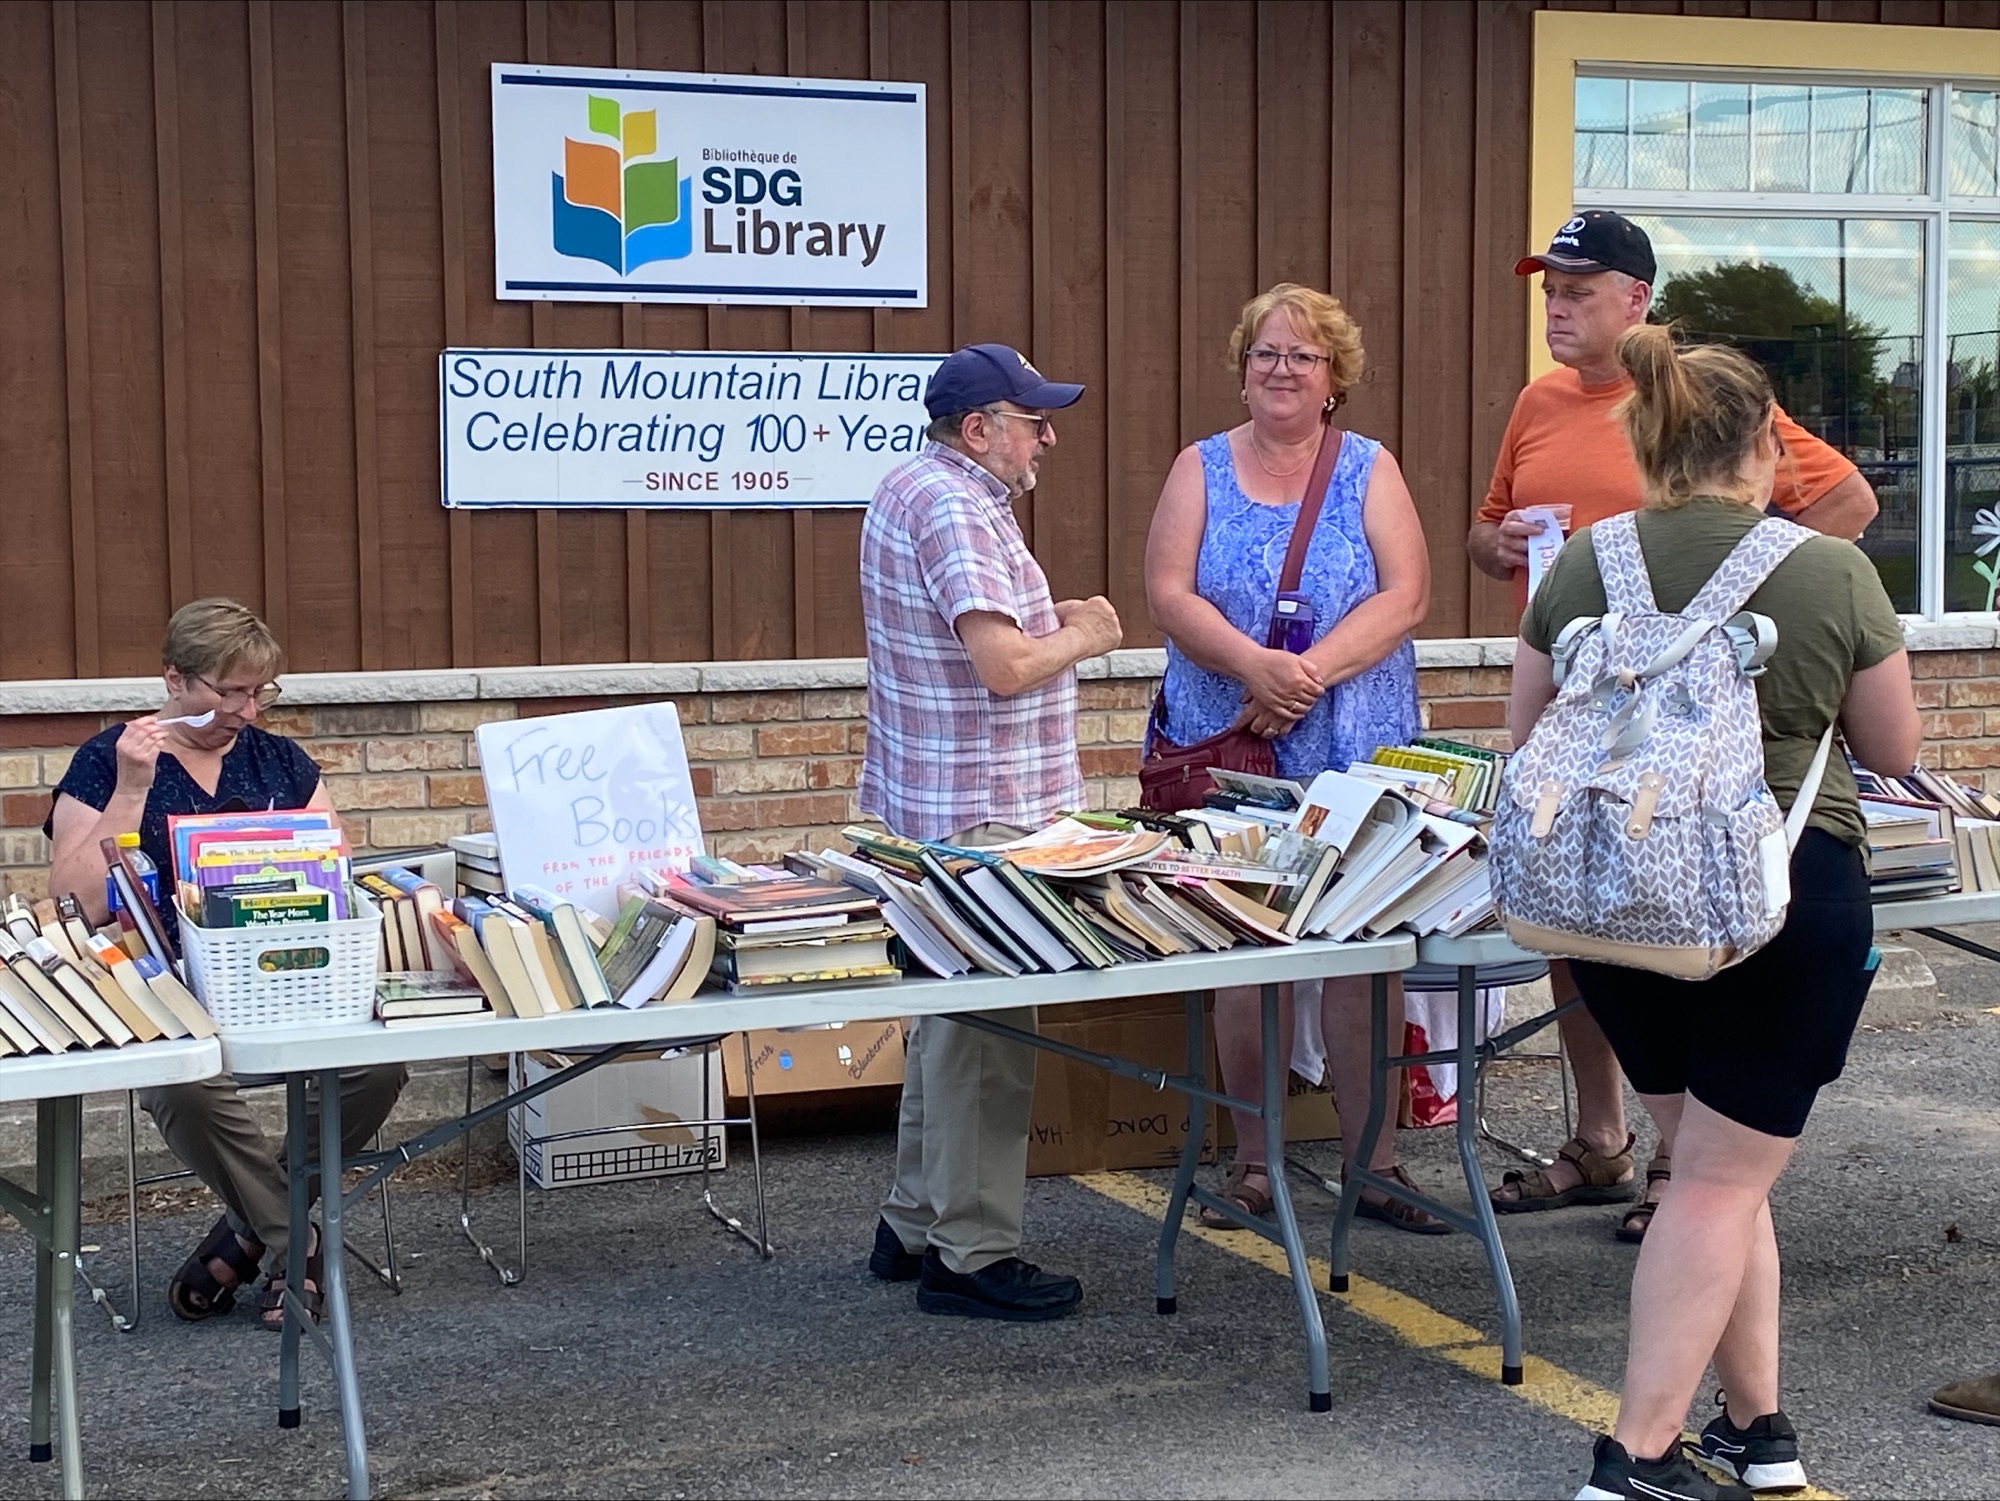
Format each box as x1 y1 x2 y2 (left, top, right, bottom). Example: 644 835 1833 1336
721 1019 907 1103
507 1045 726 1189
1026 997 1218 1177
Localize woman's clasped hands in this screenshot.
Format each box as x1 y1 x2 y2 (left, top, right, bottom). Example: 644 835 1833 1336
1235 646 1325 738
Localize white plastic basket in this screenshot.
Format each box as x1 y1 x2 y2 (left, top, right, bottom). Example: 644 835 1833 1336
182 889 383 1030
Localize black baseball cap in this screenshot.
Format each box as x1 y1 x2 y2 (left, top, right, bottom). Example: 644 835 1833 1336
923 343 1084 420
1515 210 1657 284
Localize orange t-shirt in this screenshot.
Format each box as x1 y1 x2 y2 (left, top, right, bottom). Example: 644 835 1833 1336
1476 366 1856 535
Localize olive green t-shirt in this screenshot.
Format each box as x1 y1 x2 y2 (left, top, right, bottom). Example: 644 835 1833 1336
1521 497 1906 847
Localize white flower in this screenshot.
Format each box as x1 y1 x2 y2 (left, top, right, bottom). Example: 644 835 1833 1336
1975 508 2000 558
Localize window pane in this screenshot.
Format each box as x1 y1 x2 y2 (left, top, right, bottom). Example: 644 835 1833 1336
1952 90 2000 199
1691 82 1751 193
1634 215 1926 611
1752 84 1811 194
1946 220 2000 612
1869 89 1927 195
1631 80 1690 192
1810 86 1870 195
1576 77 1628 190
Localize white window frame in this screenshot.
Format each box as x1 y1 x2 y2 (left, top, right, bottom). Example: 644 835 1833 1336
1529 12 2000 621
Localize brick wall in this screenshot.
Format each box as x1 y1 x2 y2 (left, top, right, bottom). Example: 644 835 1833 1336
2 649 1986 900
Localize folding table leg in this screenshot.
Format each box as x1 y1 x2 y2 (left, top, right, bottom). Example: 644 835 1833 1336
48 1099 84 1500
278 1074 309 1429
1154 990 1208 1315
1257 984 1331 1413
457 1057 524 1285
29 1101 54 1466
1455 964 1524 1385
1329 972 1392 1295
316 1069 371 1499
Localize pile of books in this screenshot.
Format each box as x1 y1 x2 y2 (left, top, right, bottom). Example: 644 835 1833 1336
1849 765 2000 900
662 856 899 993
424 874 716 1024
804 764 1497 980
0 893 216 1056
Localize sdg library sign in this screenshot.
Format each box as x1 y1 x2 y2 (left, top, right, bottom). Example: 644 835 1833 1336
491 63 927 307
440 348 945 510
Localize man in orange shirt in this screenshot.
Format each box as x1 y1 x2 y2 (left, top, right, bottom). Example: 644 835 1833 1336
1470 211 1879 1241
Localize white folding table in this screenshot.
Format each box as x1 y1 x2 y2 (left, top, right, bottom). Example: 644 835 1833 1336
1872 888 2000 947
217 936 1416 1500
0 1038 224 1501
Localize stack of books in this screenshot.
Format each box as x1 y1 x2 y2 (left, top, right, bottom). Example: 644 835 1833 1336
1854 765 2000 897
447 832 505 897
1858 797 1962 900
374 970 491 1029
0 894 216 1055
660 868 899 993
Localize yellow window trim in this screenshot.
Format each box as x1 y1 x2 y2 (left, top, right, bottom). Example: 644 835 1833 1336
1527 11 2000 381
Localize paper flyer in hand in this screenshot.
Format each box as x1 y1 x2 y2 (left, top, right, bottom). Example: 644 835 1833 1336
1522 506 1568 599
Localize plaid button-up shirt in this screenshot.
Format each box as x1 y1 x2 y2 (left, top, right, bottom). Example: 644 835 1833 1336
858 442 1083 841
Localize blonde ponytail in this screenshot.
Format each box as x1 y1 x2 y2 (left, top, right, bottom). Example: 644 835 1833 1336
1614 324 1775 510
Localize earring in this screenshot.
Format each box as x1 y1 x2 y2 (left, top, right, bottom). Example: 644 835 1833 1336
1325 391 1344 416
1240 389 1250 405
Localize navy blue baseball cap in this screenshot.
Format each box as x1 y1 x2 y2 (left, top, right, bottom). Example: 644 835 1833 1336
923 343 1084 420
1515 210 1657 284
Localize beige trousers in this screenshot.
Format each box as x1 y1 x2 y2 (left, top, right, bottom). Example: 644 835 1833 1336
879 822 1040 1275
139 1065 408 1277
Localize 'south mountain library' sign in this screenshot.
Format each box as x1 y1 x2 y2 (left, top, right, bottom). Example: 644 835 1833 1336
490 63 927 307
440 348 943 510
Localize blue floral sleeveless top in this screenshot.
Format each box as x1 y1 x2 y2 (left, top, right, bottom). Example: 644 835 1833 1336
1159 430 1419 781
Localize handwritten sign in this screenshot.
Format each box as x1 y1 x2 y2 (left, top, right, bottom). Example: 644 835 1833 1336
475 703 704 920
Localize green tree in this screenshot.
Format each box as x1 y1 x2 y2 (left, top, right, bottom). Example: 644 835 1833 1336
1651 261 1888 447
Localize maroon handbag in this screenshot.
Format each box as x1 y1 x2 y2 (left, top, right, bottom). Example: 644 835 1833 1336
1137 429 1342 814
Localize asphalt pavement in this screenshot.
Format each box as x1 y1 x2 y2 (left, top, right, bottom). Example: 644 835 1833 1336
2 930 1996 1501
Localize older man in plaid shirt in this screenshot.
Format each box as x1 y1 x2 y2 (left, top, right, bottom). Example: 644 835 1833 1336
860 343 1121 1322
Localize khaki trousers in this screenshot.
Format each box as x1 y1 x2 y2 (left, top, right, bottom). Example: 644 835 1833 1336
138 1065 408 1278
879 822 1039 1275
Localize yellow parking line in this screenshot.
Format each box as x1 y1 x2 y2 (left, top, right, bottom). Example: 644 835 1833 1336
1070 1170 1841 1500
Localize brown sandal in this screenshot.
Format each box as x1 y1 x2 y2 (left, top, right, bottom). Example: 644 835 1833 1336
1491 1133 1638 1213
1349 1163 1451 1236
1615 1154 1671 1243
257 1227 324 1332
167 1214 265 1322
1198 1164 1274 1229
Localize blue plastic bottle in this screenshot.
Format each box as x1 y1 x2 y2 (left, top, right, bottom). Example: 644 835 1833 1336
104 832 162 916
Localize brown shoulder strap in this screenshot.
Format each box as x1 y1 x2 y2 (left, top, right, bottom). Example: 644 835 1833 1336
1277 428 1344 594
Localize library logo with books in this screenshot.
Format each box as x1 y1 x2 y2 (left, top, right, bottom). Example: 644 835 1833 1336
551 94 693 276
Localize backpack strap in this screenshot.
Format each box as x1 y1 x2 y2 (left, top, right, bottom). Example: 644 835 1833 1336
1590 512 1657 616
1786 725 1838 850
1685 517 1816 624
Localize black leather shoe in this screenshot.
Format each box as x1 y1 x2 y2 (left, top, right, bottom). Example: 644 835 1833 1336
868 1218 924 1282
915 1250 1083 1321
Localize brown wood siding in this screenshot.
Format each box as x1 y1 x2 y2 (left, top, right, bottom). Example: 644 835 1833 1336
0 0 1988 678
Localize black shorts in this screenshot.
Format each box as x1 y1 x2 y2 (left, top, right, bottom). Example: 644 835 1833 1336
1569 828 1877 1140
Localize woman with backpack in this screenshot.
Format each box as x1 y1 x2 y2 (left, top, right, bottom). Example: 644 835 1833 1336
1506 325 1919 1501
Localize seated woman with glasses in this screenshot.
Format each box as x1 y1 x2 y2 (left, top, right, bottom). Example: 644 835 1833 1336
1144 285 1438 1231
45 597 408 1331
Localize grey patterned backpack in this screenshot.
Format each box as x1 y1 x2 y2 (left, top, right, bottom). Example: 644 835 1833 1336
1490 511 1835 980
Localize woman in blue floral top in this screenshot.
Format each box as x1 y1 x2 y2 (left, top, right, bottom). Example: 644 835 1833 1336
1145 285 1438 1232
